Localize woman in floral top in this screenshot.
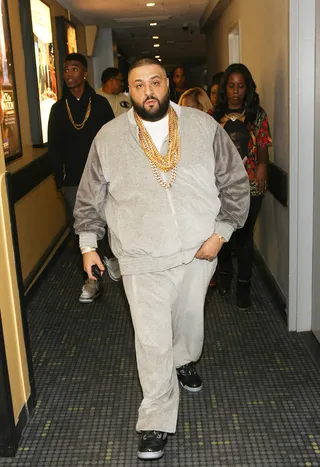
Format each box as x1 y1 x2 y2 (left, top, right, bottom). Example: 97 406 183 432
212 63 272 309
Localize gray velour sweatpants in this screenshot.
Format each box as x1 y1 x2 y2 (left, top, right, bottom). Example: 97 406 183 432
122 256 217 434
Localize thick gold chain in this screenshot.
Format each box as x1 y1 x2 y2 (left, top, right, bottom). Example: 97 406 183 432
134 106 180 188
66 98 92 130
134 106 180 172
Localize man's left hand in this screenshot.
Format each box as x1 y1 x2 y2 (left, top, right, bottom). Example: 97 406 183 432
195 234 224 261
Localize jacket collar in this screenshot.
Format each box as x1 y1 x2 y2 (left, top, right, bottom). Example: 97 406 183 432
62 81 96 101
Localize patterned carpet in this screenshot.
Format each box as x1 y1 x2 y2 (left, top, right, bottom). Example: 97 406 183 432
1 245 320 466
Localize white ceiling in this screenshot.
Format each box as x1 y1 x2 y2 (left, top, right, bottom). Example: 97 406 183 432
57 0 210 66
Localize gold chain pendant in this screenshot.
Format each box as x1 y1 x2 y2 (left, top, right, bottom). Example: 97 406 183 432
66 98 92 130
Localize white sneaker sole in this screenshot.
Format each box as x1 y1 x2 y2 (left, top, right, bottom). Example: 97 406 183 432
179 380 203 393
137 450 165 460
79 291 101 303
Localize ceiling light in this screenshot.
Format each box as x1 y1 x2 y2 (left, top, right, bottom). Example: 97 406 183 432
150 22 157 26
152 36 159 39
146 2 155 6
153 43 160 47
158 59 162 62
155 55 160 58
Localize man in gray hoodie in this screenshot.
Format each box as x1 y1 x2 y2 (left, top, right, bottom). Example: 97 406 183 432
74 57 250 460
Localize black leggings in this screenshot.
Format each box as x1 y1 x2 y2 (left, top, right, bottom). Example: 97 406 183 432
218 196 263 282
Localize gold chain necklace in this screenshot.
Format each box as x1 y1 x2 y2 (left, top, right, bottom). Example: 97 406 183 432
134 106 180 188
222 109 246 123
66 97 91 130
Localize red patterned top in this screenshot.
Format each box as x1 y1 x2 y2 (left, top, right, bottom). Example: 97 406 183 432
219 106 272 196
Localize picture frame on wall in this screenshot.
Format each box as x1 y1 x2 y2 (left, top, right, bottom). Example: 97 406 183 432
0 0 22 163
19 0 57 147
55 16 78 90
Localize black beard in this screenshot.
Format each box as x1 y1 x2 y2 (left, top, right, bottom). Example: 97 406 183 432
131 91 170 122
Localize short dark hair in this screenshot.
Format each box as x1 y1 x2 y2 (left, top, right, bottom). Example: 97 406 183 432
101 67 121 85
172 65 186 76
211 72 224 87
129 57 166 76
64 53 87 70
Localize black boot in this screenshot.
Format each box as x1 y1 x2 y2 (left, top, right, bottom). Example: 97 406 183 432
217 272 232 296
236 279 252 310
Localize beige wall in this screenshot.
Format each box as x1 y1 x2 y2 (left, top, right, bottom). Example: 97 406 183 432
15 175 66 282
0 168 30 423
0 0 90 427
5 0 88 283
206 0 289 299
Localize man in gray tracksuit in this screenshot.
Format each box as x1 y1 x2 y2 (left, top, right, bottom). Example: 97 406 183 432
74 57 250 461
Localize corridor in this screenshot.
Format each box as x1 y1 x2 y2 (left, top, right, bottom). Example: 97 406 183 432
0 245 319 466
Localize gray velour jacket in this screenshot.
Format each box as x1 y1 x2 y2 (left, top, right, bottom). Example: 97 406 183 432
74 102 250 275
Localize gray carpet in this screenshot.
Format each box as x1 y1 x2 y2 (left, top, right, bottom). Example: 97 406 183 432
1 246 320 466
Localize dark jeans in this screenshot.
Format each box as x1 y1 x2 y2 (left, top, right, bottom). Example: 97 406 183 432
61 185 113 259
218 195 263 282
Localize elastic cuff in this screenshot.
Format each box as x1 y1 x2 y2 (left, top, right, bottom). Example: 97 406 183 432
79 232 98 249
214 221 234 242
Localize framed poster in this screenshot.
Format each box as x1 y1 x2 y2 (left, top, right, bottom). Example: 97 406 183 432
30 0 57 144
55 16 78 90
0 0 22 163
65 20 77 54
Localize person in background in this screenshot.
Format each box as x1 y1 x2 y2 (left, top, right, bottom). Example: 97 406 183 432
178 87 213 114
179 86 216 287
73 57 249 460
210 71 224 109
48 52 118 304
96 67 132 117
170 65 188 103
212 63 272 310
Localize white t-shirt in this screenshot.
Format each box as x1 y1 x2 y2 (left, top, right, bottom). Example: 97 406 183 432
143 115 169 152
96 88 131 117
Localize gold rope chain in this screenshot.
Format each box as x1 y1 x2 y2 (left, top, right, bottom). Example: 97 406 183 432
134 106 180 188
66 98 92 130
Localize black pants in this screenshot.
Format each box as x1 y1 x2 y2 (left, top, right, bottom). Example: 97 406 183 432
218 196 263 282
62 185 113 259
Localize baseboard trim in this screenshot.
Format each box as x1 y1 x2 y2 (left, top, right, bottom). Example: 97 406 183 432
0 394 35 457
25 228 70 304
299 331 320 367
15 394 36 449
254 246 287 324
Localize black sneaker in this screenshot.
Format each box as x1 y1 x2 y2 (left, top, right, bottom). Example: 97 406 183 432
177 363 203 392
137 431 167 460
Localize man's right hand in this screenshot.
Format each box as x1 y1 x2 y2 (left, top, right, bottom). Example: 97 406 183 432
82 251 105 280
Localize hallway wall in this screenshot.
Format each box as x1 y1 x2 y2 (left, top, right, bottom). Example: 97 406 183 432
205 0 289 300
6 0 87 285
0 167 30 425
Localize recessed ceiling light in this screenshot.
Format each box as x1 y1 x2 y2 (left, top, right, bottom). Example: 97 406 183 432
153 43 160 47
155 55 160 58
152 36 159 39
150 22 157 26
146 2 155 6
